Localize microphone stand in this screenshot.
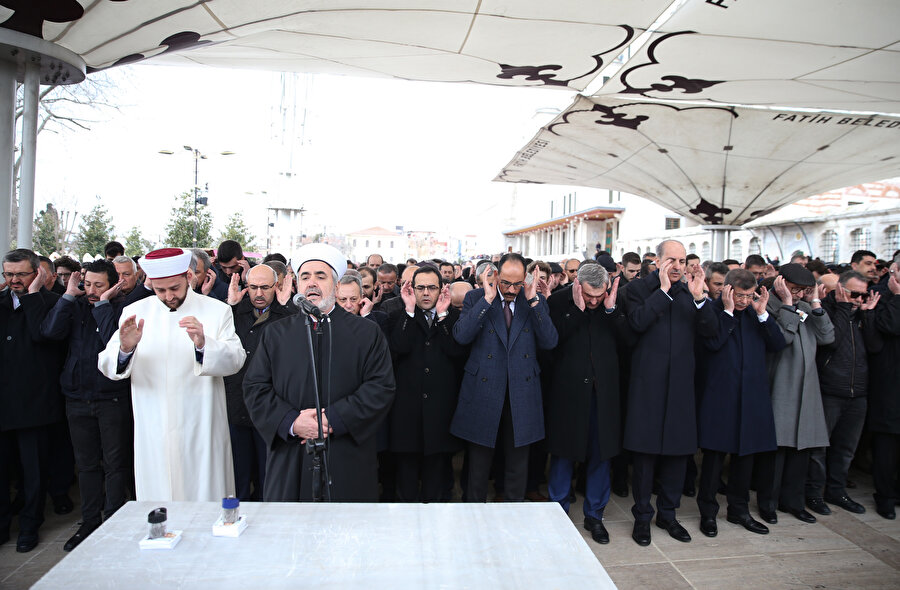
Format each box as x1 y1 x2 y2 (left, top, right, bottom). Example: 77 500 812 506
303 309 332 502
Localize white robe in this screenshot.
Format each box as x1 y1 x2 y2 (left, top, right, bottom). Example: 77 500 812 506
98 288 246 502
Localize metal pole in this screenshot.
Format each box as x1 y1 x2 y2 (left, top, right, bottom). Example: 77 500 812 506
16 60 39 250
192 149 198 247
0 60 15 255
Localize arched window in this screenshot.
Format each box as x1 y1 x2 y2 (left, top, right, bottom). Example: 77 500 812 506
749 237 761 255
688 242 696 255
730 239 742 260
883 225 899 256
820 230 838 263
850 228 871 253
701 241 710 261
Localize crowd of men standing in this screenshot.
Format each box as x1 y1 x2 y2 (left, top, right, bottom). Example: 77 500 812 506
1 236 898 554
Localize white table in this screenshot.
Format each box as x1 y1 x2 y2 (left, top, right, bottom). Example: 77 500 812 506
34 501 616 589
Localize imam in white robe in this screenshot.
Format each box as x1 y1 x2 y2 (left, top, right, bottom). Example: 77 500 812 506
99 287 246 501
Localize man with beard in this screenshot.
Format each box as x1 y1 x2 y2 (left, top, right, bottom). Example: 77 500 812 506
41 260 132 551
244 243 395 501
98 248 246 502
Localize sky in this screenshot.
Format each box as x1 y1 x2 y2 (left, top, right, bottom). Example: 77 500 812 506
33 63 589 252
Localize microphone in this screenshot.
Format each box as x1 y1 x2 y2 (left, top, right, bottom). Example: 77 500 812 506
293 292 324 320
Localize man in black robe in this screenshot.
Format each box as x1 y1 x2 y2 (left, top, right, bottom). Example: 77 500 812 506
244 243 395 502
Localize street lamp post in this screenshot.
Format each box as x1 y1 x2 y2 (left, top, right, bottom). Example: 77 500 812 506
159 146 233 247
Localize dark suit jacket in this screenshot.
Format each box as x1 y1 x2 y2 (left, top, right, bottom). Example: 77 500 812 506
624 271 717 455
450 288 557 448
0 288 65 430
387 306 466 455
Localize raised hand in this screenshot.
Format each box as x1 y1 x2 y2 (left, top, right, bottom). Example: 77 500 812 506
773 276 793 305
201 268 217 295
687 268 706 300
65 271 85 297
359 297 374 317
524 267 540 301
572 278 585 311
658 259 673 292
435 285 451 315
400 279 416 313
100 278 126 301
28 266 47 294
226 273 247 306
119 315 144 353
178 315 205 349
237 259 251 279
889 265 900 295
371 284 384 305
482 266 497 304
605 276 620 310
275 276 292 306
835 282 851 304
721 284 735 313
752 286 769 315
861 291 880 311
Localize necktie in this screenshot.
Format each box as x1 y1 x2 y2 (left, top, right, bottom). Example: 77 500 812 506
504 301 512 330
425 310 433 328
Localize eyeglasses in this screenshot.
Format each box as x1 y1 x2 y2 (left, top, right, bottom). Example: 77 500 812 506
414 285 440 293
247 284 273 291
2 271 35 280
733 293 756 301
499 280 525 289
847 291 869 300
788 285 806 294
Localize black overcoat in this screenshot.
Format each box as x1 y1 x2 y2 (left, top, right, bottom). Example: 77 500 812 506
623 272 717 455
868 292 900 434
697 300 786 455
243 305 395 501
387 306 466 455
0 288 65 430
547 287 635 462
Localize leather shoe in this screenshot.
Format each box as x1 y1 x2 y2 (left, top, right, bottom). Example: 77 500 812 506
525 491 549 502
806 497 832 516
727 513 769 535
632 520 651 546
759 509 777 524
656 517 692 542
16 531 39 553
876 506 896 520
824 494 865 514
682 487 696 498
700 517 717 537
64 523 99 552
584 516 609 544
779 505 816 523
612 483 629 498
52 494 74 515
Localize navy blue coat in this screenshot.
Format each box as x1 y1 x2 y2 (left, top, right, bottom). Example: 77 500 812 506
697 300 786 456
40 295 130 401
624 272 718 455
450 288 558 448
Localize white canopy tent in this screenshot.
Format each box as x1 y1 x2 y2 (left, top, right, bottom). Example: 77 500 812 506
0 0 676 253
2 0 899 258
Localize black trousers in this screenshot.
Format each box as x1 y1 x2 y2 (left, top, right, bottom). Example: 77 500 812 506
0 426 50 534
47 419 75 498
871 432 900 511
697 450 754 518
466 396 529 502
66 398 131 527
395 452 450 502
631 452 687 522
756 446 809 512
806 395 867 500
230 424 267 501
